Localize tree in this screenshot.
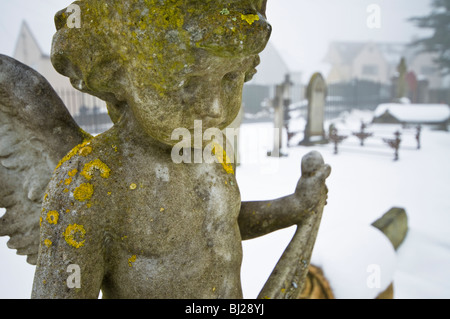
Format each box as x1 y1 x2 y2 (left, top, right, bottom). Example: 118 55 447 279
409 0 450 75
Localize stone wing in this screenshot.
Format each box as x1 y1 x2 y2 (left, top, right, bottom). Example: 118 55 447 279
0 55 91 265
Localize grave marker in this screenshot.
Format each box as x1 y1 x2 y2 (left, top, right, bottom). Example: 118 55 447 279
300 73 328 146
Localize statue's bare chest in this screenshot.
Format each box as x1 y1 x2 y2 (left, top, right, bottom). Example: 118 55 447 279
105 148 242 257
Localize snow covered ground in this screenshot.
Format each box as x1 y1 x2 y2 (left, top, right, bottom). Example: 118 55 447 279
239 110 450 299
1 109 449 299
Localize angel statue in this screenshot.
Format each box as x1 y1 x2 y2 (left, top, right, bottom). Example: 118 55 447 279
0 0 330 299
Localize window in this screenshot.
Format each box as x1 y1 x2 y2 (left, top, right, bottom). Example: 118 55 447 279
420 66 436 76
362 64 379 75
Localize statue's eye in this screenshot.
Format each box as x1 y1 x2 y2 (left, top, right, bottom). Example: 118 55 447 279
223 72 240 82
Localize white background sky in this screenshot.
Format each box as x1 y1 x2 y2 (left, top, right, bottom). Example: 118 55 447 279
0 0 434 82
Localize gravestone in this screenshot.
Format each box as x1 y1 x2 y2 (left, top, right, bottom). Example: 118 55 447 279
300 73 328 146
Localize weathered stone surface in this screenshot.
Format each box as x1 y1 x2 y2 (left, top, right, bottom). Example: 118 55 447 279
0 54 88 265
372 207 408 250
300 72 328 146
51 0 272 146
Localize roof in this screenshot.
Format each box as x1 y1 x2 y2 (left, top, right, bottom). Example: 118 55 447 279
326 41 418 67
374 103 450 123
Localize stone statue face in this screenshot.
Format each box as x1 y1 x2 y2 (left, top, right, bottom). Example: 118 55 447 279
51 0 271 145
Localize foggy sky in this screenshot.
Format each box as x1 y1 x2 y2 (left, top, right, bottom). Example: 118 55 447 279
0 0 433 81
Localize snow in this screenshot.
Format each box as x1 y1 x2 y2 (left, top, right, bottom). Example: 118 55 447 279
238 110 450 299
374 103 450 123
1 109 450 299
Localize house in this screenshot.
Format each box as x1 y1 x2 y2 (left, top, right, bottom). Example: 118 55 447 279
14 22 74 111
323 41 444 89
12 21 109 133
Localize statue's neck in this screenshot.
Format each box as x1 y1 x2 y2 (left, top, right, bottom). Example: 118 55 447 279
114 107 169 149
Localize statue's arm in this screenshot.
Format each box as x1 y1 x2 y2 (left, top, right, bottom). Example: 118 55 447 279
238 152 331 240
31 163 104 299
32 206 105 299
238 195 305 240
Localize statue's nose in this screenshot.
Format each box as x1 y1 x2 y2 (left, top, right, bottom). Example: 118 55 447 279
201 98 223 119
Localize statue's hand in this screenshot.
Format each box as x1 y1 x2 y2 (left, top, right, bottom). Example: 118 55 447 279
294 151 331 214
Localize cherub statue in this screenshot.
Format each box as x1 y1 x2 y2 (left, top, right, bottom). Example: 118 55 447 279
0 0 330 299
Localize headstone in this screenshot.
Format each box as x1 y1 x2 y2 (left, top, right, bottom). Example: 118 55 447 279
372 207 408 250
300 73 328 146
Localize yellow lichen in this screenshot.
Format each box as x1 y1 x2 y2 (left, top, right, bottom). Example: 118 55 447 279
68 169 78 177
55 140 92 171
39 216 43 227
44 239 52 248
129 183 137 190
241 14 260 25
79 145 93 157
160 207 165 212
64 224 86 249
65 177 72 185
81 159 111 180
63 188 70 193
66 209 71 213
74 183 94 202
46 211 59 225
128 255 137 267
212 142 234 175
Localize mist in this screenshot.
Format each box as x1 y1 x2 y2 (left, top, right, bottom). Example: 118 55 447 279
0 0 433 82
